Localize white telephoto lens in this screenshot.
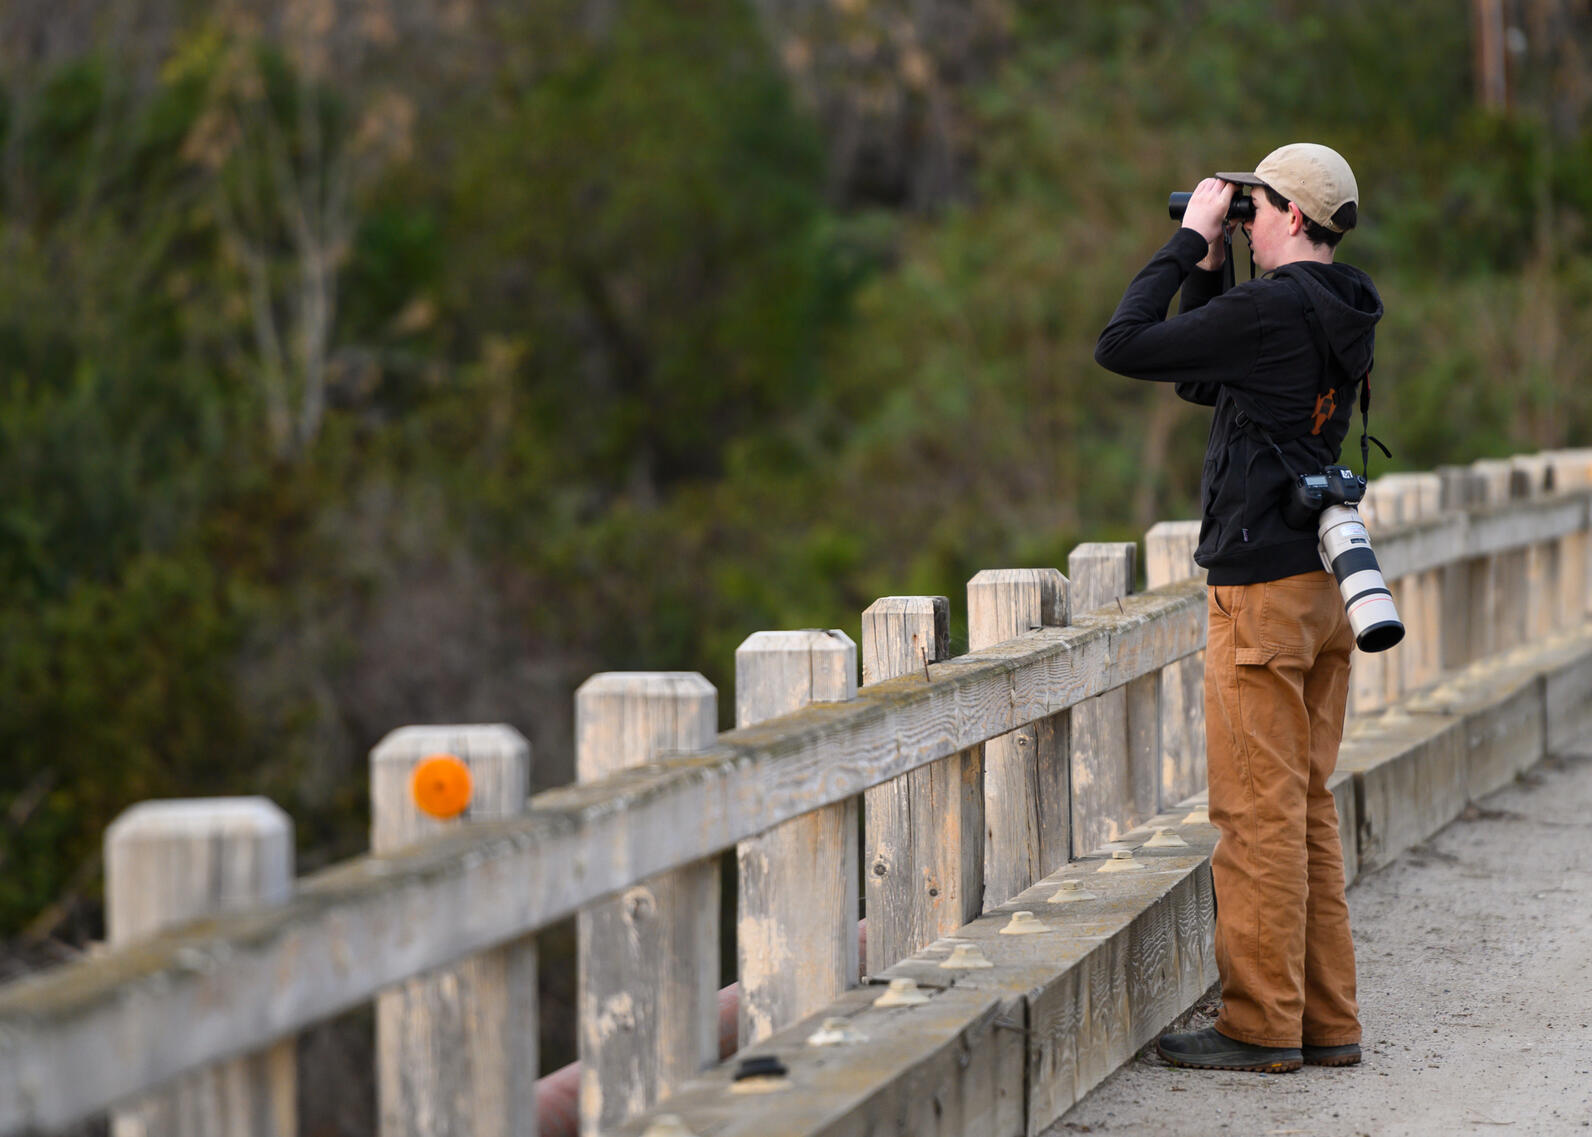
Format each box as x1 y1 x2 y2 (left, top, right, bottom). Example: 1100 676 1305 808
1317 504 1404 652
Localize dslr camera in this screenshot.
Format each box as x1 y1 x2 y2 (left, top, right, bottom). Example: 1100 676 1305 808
1282 465 1364 530
1282 465 1404 653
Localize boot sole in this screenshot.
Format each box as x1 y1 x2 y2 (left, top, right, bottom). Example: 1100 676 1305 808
1156 1042 1302 1073
1303 1050 1361 1067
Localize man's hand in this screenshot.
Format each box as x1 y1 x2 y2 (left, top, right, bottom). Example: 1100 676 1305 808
1182 177 1237 271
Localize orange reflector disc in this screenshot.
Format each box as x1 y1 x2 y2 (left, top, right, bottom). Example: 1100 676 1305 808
412 754 473 819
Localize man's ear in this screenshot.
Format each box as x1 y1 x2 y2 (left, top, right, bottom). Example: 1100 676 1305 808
1288 203 1306 236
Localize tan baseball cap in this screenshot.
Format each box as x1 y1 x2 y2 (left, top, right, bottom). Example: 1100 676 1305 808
1216 143 1359 232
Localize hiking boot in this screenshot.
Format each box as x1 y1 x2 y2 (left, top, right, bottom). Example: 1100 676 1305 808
1302 1041 1361 1067
1155 1026 1302 1072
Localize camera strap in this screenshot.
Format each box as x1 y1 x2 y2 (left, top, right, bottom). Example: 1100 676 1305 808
1219 229 1257 295
1359 369 1392 482
1282 277 1392 481
1243 417 1308 482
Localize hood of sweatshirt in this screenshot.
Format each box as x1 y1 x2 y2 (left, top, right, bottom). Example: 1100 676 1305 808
1269 260 1384 379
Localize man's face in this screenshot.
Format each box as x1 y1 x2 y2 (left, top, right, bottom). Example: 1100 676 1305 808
1242 187 1292 271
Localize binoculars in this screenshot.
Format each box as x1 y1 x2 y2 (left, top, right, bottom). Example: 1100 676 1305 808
1168 191 1256 223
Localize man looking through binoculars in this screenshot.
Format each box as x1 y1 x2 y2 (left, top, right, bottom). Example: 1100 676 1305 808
1094 144 1384 1072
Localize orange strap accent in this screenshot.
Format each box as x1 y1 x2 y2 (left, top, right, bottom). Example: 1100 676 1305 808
1311 388 1337 436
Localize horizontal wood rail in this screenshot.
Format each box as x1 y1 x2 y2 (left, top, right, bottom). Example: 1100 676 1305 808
1373 490 1588 577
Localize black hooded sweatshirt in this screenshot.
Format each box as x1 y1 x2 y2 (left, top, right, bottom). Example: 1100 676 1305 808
1095 227 1384 585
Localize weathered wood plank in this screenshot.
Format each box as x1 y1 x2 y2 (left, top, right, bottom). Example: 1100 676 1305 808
860 597 983 972
1126 667 1160 834
611 984 1016 1137
1352 478 1402 713
735 631 860 1045
576 674 720 1136
1371 490 1589 579
1338 711 1469 873
1491 458 1531 653
1403 475 1445 697
1068 544 1145 854
860 597 949 689
1469 461 1518 663
370 725 534 1137
1435 466 1481 673
1544 629 1592 753
1465 465 1508 667
1356 474 1420 713
1407 670 1545 800
1144 521 1206 810
1370 476 1426 703
1513 456 1559 642
1358 482 1589 702
899 830 1214 1137
1544 452 1592 622
610 814 1218 1137
968 569 1070 908
105 799 296 1137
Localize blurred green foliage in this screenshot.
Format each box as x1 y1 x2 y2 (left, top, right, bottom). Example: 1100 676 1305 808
5 0 1592 946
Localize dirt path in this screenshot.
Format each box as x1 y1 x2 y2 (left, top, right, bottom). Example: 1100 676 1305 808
1052 751 1592 1137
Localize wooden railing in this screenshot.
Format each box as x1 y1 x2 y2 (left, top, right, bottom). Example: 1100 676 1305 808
3 450 1591 1137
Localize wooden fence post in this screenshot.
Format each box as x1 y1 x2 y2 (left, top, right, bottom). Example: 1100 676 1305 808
370 725 535 1137
860 597 980 972
1474 457 1523 656
1145 521 1206 810
1544 450 1592 620
1436 465 1479 674
967 569 1070 908
735 630 859 1045
1388 476 1415 702
1352 476 1401 713
1435 464 1478 513
575 673 719 1136
1068 543 1154 852
106 799 296 1137
1390 475 1444 699
1514 455 1561 640
1458 462 1505 663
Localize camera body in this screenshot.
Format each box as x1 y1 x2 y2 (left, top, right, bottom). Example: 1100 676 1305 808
1168 191 1256 223
1283 465 1365 531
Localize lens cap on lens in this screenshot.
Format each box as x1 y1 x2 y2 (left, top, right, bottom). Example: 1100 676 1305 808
1356 620 1405 654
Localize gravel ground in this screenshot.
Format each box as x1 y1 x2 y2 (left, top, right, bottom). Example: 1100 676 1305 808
1052 751 1592 1137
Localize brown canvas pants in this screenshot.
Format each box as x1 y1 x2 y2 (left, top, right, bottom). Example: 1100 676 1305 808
1205 570 1361 1049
